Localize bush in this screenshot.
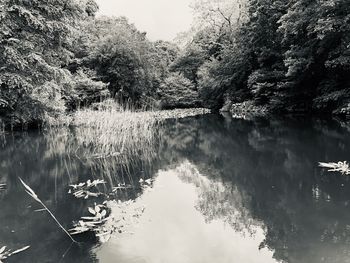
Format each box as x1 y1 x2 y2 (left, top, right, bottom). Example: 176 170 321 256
159 73 201 109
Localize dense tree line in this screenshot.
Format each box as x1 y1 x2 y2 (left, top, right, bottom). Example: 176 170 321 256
1 0 349 127
175 0 350 116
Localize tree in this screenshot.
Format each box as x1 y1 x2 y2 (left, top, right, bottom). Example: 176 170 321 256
169 43 209 85
0 0 98 126
71 16 184 108
278 0 350 113
185 0 350 115
158 72 201 109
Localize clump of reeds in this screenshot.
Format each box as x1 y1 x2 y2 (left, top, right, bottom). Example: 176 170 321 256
19 178 78 243
71 104 210 159
43 103 210 188
70 103 160 186
73 107 158 155
319 161 350 175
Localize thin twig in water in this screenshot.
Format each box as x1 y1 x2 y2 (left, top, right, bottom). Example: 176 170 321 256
19 178 78 243
59 242 74 263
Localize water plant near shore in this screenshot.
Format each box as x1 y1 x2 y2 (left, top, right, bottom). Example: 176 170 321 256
69 199 146 243
67 106 210 185
73 107 158 155
319 161 350 175
69 177 152 243
68 179 106 199
69 203 112 241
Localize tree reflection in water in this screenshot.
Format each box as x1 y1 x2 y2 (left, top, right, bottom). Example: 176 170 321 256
162 115 350 263
1 114 350 262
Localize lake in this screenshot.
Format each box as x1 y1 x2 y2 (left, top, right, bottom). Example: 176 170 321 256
1 113 350 263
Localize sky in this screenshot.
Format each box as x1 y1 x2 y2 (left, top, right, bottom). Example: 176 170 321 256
95 0 194 41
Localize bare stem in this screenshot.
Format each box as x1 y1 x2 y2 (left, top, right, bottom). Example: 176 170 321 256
19 177 78 243
38 200 78 243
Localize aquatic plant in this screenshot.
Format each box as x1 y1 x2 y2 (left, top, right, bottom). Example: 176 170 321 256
69 203 115 243
139 178 154 189
70 196 147 243
72 107 210 159
319 161 350 175
73 107 157 155
70 105 159 186
0 245 30 262
111 179 153 193
19 178 78 243
68 179 106 199
111 183 133 193
69 203 109 234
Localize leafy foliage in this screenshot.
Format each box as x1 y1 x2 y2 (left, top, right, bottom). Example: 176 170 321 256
72 17 179 106
0 0 101 126
1 0 349 127
173 0 350 115
159 72 201 109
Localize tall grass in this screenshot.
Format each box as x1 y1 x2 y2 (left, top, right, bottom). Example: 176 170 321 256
67 103 161 187
43 103 209 187
73 108 158 156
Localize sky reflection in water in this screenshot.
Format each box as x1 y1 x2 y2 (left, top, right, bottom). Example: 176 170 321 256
97 161 278 263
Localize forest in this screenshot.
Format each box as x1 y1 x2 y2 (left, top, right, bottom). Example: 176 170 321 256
0 0 350 128
1 1 350 262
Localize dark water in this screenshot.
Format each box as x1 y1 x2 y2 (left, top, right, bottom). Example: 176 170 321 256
1 114 350 263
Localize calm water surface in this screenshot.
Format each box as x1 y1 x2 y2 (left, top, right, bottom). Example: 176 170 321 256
1 114 350 263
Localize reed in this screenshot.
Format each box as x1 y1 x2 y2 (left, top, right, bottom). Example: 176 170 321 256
71 105 209 158
19 178 78 243
69 104 160 185
43 105 209 188
73 108 157 154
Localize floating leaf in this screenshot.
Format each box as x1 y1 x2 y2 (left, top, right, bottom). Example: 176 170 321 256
0 246 6 254
101 210 107 218
10 246 30 256
88 207 96 215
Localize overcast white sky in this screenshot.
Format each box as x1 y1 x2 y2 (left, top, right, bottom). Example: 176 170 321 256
95 0 194 41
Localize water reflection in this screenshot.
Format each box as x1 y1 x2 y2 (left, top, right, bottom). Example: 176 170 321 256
1 115 350 262
98 162 278 263
163 115 350 263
